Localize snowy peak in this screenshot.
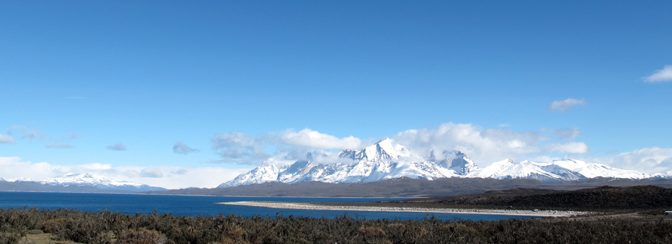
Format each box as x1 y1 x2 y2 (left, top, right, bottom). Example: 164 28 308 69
277 160 318 183
25 173 166 192
476 159 648 181
221 139 653 187
342 138 412 162
219 163 284 187
364 138 400 160
222 139 476 187
479 159 585 181
431 150 476 175
549 159 647 179
338 149 357 160
43 173 143 187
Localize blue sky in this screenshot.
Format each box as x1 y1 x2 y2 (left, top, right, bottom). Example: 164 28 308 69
1 1 671 188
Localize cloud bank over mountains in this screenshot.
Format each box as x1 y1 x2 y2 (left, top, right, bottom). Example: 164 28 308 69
1 123 671 188
213 123 588 166
0 156 246 189
605 147 672 174
280 129 362 150
208 123 672 180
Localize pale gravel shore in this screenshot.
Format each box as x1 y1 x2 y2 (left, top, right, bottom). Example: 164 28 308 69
217 201 589 217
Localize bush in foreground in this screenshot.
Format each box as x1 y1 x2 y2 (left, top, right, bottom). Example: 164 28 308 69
0 209 670 243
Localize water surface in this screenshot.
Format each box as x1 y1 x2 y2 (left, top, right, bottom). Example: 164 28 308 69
0 192 534 221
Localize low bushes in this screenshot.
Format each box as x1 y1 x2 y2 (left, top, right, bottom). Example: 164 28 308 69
0 209 670 243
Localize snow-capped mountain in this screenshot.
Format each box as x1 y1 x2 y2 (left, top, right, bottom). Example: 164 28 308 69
475 159 584 181
223 164 284 187
220 139 654 187
43 173 141 186
547 159 647 179
0 173 165 192
220 139 477 187
475 159 648 181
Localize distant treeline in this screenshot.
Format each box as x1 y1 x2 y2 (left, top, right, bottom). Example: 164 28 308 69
1 209 671 244
396 185 672 210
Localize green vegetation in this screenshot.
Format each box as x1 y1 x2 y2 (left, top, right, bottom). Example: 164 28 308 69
0 209 671 244
2 186 671 243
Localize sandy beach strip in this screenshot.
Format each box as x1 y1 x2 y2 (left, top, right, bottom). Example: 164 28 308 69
217 201 587 217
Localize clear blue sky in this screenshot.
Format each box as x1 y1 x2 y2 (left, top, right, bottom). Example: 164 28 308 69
1 0 671 169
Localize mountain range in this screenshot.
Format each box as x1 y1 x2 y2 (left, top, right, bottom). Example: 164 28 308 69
0 173 164 193
0 139 666 194
220 138 657 188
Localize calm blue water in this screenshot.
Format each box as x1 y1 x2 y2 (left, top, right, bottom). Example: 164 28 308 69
0 192 533 221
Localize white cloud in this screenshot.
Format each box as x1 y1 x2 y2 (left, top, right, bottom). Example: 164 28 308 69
7 126 41 140
0 156 247 189
550 98 586 111
212 129 362 164
106 143 127 151
173 142 198 154
548 142 588 154
394 123 542 163
212 132 267 163
5 126 80 150
280 129 361 150
554 128 581 140
0 157 59 181
80 163 113 171
140 167 164 178
644 65 672 83
209 125 600 170
5 126 79 149
46 143 73 149
0 134 14 144
605 147 672 173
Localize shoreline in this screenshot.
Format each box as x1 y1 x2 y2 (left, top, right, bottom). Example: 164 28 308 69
218 201 588 217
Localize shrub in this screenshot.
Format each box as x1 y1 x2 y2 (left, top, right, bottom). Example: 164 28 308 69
0 232 22 244
0 208 671 243
117 229 168 244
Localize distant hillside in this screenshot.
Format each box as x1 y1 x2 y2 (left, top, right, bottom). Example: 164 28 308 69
161 177 672 197
0 180 164 194
398 185 672 210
